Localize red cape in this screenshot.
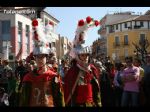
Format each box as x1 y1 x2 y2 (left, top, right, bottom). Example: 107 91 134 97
64 64 99 105
64 65 79 105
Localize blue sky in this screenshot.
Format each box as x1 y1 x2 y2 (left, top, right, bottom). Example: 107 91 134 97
45 7 150 46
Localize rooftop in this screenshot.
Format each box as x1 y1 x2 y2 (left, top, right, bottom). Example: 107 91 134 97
41 10 60 23
145 10 150 15
108 15 150 25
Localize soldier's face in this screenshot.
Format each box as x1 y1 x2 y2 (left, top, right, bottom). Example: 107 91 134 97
78 54 89 63
36 54 47 67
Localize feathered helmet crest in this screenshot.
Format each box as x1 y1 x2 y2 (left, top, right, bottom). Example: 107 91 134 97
32 18 52 55
69 16 100 59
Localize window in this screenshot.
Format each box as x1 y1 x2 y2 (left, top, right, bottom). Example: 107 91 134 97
140 34 145 43
2 41 11 54
26 25 30 54
115 36 120 45
124 35 128 45
116 24 118 30
109 25 114 33
140 21 144 27
49 43 52 48
124 49 128 57
26 25 29 37
2 20 10 34
52 42 55 47
18 21 22 52
124 23 127 28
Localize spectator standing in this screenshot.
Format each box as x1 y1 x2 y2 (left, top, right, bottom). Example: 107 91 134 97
121 57 140 107
143 54 150 106
6 70 17 106
113 63 125 106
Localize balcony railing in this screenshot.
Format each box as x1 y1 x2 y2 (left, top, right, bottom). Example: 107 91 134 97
127 26 132 30
121 42 130 46
112 42 130 48
113 42 120 47
134 25 141 29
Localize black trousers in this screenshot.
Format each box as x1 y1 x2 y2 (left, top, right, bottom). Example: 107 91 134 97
143 85 150 106
114 86 123 107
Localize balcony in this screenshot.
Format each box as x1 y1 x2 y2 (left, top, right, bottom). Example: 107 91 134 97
113 42 130 47
134 25 141 29
127 26 132 30
113 42 120 47
121 42 130 46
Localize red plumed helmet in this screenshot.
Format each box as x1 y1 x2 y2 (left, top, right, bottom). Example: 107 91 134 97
32 19 38 27
86 16 92 24
78 19 84 26
49 21 54 25
95 20 100 26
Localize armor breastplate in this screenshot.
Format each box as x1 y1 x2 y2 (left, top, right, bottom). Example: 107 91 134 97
30 80 54 107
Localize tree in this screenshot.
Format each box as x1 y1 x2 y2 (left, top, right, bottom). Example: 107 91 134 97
132 37 149 64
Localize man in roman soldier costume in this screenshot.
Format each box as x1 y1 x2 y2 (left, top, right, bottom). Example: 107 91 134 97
19 18 65 107
64 16 102 107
